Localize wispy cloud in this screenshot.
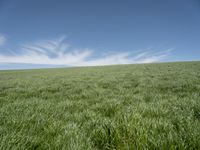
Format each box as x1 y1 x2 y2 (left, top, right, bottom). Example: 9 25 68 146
0 34 6 46
0 36 172 66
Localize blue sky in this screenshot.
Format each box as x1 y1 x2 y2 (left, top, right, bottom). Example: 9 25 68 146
0 0 200 69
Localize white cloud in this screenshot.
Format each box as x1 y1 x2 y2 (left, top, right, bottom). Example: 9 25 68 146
0 36 172 66
0 34 6 46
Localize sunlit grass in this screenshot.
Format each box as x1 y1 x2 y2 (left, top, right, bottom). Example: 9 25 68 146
0 61 200 149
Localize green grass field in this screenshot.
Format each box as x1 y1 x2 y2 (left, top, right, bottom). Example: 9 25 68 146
0 61 200 149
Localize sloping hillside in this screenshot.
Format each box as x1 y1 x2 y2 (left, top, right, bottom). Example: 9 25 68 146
0 62 200 149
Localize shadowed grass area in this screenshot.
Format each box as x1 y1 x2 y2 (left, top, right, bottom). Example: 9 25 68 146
0 61 200 149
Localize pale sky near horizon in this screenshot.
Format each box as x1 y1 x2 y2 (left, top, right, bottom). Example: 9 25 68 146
0 0 200 70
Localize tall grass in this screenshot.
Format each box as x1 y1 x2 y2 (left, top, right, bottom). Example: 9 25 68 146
0 62 200 149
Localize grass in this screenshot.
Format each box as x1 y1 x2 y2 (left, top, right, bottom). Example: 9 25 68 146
0 61 200 149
